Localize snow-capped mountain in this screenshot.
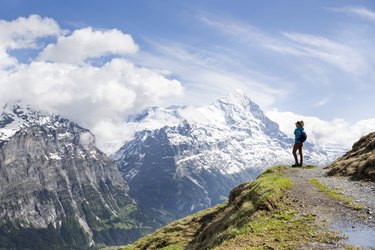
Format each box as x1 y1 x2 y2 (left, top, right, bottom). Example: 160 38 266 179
0 103 158 249
113 90 334 224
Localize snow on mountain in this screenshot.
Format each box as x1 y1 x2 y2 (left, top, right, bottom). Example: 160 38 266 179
0 104 44 142
113 89 334 224
0 103 83 145
116 89 332 168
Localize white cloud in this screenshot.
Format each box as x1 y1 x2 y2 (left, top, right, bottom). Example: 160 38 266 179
0 49 17 68
0 58 183 152
199 15 274 45
136 41 286 109
199 16 366 75
0 16 184 154
0 15 62 49
281 32 365 75
314 97 330 107
266 109 375 150
38 27 139 64
0 15 62 68
330 6 375 21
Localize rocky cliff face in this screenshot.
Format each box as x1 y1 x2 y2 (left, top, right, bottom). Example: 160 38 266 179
0 104 157 249
113 90 333 224
326 131 375 181
114 123 259 224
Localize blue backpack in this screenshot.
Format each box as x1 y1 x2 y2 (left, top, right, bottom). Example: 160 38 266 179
300 131 307 142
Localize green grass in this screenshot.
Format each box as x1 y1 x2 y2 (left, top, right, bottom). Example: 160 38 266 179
345 246 362 250
309 178 364 211
118 203 227 250
357 214 366 219
100 246 120 250
214 210 342 250
302 165 318 169
206 166 342 250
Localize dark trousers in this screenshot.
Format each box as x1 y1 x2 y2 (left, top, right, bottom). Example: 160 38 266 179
292 143 303 165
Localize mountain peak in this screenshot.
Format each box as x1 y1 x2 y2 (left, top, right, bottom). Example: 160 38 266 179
3 101 33 115
221 88 250 102
0 102 86 145
228 88 248 100
216 89 259 112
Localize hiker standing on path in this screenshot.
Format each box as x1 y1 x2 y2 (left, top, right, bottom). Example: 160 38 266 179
292 120 305 167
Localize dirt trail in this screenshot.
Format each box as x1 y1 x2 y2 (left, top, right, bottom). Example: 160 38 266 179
285 167 375 249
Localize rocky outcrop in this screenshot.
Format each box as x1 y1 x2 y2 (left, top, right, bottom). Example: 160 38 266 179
326 132 375 181
0 104 158 249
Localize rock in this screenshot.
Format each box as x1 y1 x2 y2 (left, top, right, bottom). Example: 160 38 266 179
325 132 375 181
0 104 158 249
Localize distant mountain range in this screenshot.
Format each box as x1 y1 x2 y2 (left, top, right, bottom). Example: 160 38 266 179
112 89 337 224
0 104 159 249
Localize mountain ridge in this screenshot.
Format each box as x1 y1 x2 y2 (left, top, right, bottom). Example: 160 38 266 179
326 131 375 181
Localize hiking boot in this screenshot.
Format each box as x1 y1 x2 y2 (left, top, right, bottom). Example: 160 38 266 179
291 163 300 167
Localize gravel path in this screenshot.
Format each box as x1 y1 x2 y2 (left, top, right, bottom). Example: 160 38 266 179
285 166 375 249
318 172 375 218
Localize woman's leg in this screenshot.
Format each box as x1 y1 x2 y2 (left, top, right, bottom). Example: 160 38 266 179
298 144 303 165
292 143 299 165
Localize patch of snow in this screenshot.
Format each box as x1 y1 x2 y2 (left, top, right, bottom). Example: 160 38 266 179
48 152 62 160
79 132 95 148
0 113 24 141
57 132 72 140
89 150 98 160
125 169 139 179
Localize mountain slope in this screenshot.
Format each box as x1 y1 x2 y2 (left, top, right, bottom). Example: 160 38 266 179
120 165 350 250
113 90 333 224
326 131 375 181
0 104 158 249
121 164 375 249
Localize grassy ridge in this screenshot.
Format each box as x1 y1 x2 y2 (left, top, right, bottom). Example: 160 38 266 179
119 165 342 250
119 203 227 250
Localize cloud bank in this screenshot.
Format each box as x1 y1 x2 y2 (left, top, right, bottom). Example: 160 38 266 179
266 109 375 150
0 15 183 153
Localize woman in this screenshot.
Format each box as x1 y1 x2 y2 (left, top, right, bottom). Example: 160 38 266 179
292 120 304 167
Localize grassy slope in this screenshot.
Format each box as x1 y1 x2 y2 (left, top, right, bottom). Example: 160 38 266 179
119 165 342 250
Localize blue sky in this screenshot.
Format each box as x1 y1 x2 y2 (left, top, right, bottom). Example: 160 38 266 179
1 0 375 151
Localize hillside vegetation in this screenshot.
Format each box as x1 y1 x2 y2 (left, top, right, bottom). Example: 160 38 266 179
119 165 343 249
326 131 375 181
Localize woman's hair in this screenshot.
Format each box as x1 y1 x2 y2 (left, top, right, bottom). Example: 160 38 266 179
296 120 304 127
